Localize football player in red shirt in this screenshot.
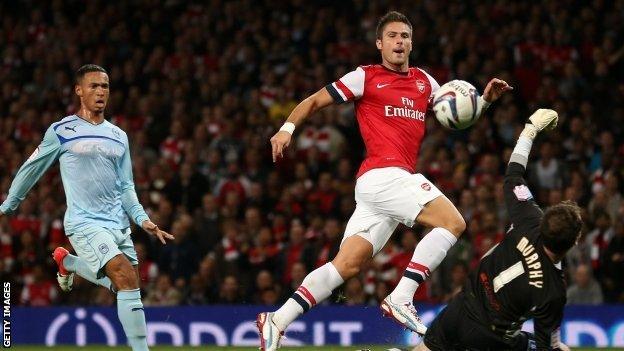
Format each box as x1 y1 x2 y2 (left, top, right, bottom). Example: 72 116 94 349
257 11 511 350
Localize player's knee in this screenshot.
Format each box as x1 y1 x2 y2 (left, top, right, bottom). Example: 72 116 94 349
332 257 361 279
107 256 139 290
342 264 361 278
113 268 139 290
447 215 466 237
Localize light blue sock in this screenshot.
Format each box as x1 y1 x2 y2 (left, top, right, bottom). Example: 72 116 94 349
118 289 149 351
63 254 114 291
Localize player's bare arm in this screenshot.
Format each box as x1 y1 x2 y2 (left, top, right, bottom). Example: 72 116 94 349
482 78 513 105
270 87 334 162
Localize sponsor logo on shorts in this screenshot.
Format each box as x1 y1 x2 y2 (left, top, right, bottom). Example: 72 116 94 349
421 183 431 191
513 185 533 201
98 243 109 255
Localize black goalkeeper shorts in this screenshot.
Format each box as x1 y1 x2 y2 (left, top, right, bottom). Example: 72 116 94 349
423 293 531 351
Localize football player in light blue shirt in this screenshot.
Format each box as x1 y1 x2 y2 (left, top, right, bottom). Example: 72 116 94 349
0 64 173 351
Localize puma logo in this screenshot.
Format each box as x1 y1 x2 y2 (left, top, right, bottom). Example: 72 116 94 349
65 126 77 132
131 307 144 312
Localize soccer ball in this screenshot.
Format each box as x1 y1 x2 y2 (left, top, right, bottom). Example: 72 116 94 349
432 80 483 130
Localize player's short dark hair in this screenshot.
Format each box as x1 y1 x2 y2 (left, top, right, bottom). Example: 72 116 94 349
376 11 412 39
75 64 108 83
541 200 583 256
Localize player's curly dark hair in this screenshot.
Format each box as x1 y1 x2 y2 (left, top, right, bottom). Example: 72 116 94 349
376 11 412 39
541 200 583 255
75 64 107 83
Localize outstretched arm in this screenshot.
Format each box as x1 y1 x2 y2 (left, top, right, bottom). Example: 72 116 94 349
118 140 174 244
0 126 61 216
479 78 513 115
504 109 559 228
271 66 365 162
118 143 149 225
270 87 334 162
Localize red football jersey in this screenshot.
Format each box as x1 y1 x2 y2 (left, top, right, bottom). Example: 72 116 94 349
326 65 439 178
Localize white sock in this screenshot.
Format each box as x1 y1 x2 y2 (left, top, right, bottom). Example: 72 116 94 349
389 227 457 304
272 262 344 331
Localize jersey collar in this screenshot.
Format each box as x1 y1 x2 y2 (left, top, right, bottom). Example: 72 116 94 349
380 64 409 76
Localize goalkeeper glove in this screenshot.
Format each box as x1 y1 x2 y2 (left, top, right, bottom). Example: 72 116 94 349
520 109 558 139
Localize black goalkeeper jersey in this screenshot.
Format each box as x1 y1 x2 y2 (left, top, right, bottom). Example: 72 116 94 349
463 162 566 350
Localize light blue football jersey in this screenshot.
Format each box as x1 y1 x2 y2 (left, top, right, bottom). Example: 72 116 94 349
0 115 149 233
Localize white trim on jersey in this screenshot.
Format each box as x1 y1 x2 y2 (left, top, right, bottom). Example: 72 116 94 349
327 66 365 103
340 66 365 98
417 67 440 97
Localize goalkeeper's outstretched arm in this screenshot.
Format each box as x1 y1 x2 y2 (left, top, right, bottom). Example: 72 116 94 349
503 109 559 229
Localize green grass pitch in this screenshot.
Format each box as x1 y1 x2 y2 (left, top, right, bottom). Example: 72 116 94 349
7 346 617 350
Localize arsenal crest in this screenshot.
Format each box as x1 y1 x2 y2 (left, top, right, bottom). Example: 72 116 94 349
421 182 431 191
416 79 426 93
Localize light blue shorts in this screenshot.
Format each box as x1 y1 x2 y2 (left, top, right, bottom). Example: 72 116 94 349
67 226 138 279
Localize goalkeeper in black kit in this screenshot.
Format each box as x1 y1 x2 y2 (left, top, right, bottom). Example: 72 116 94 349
412 109 580 351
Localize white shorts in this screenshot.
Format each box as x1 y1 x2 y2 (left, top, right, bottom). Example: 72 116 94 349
342 167 443 256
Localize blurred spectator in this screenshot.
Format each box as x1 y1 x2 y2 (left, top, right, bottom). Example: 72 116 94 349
184 274 209 305
247 226 281 273
218 275 244 304
166 162 209 212
196 255 219 302
344 278 366 306
371 281 391 305
602 217 624 302
0 219 14 272
280 219 315 283
93 287 115 307
192 194 222 257
253 270 282 305
442 262 469 302
314 218 342 268
145 273 181 306
20 265 58 306
284 262 307 297
529 141 564 191
585 210 614 277
259 288 281 305
567 264 604 305
307 172 339 216
472 213 503 258
136 242 159 290
159 215 199 280
15 230 45 281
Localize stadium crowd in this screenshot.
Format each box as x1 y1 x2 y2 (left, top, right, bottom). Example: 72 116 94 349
1 0 624 307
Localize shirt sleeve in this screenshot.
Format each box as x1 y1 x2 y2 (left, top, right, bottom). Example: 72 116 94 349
503 161 543 231
325 66 365 103
417 68 440 98
418 68 440 113
0 126 61 215
533 296 565 350
118 136 149 226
